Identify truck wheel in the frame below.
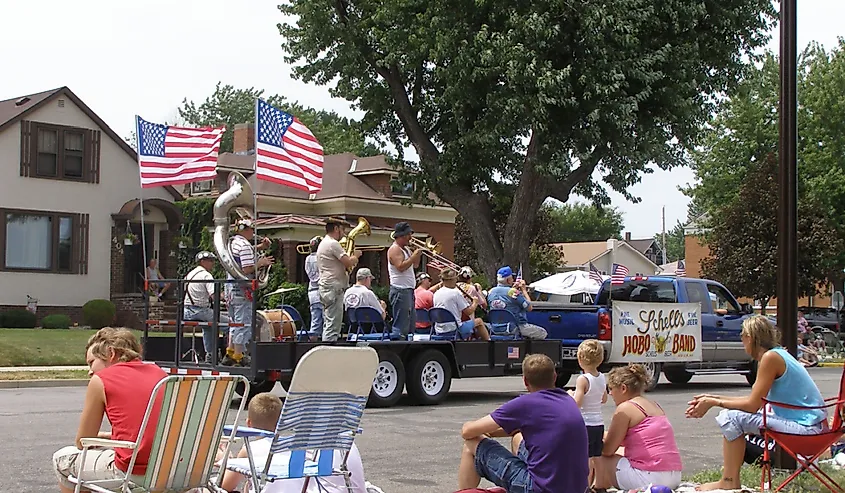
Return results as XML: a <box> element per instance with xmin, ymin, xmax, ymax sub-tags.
<box><xmin>236</xmin><ymin>380</ymin><xmax>277</xmax><ymax>402</ymax></box>
<box><xmin>745</xmin><ymin>361</ymin><xmax>758</xmax><ymax>386</ymax></box>
<box><xmin>643</xmin><ymin>363</ymin><xmax>662</xmax><ymax>392</ymax></box>
<box><xmin>368</xmin><ymin>351</ymin><xmax>405</xmax><ymax>408</ymax></box>
<box><xmin>406</xmin><ymin>349</ymin><xmax>452</xmax><ymax>406</ymax></box>
<box><xmin>555</xmin><ymin>371</ymin><xmax>573</xmax><ymax>388</ymax></box>
<box><xmin>663</xmin><ymin>368</ymin><xmax>693</xmax><ymax>385</ymax></box>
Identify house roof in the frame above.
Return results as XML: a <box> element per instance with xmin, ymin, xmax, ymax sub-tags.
<box><xmin>349</xmin><ymin>155</ymin><xmax>394</xmax><ymax>175</ymax></box>
<box><xmin>550</xmin><ymin>239</ymin><xmax>661</xmax><ymax>270</ymax></box>
<box><xmin>254</xmin><ymin>214</ymin><xmax>394</xmax><ymax>231</ymax></box>
<box><xmin>0</xmin><ymin>87</ymin><xmax>182</xmax><ymax>201</ymax></box>
<box><xmin>627</xmin><ymin>238</ymin><xmax>656</xmax><ymax>254</ymax></box>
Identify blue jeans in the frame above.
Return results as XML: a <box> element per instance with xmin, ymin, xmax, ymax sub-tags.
<box><xmin>389</xmin><ymin>287</ymin><xmax>415</xmax><ymax>338</ymax></box>
<box><xmin>183</xmin><ymin>305</ymin><xmax>230</xmax><ymax>354</ymax></box>
<box><xmin>226</xmin><ymin>289</ymin><xmax>253</xmax><ymax>346</ymax></box>
<box><xmin>309</xmin><ymin>300</ymin><xmax>324</xmax><ymax>337</ymax></box>
<box><xmin>716</xmin><ymin>409</ymin><xmax>828</xmax><ymax>442</ymax></box>
<box><xmin>475</xmin><ymin>438</ymin><xmax>534</xmax><ymax>493</ymax></box>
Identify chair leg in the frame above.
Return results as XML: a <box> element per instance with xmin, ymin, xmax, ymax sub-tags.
<box><xmin>300</xmin><ymin>476</ymin><xmax>311</xmax><ymax>493</ymax></box>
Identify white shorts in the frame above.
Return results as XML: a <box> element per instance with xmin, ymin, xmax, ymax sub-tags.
<box><xmin>615</xmin><ymin>457</ymin><xmax>681</xmax><ymax>491</ymax></box>
<box><xmin>53</xmin><ymin>446</ymin><xmax>144</xmax><ymax>490</ymax></box>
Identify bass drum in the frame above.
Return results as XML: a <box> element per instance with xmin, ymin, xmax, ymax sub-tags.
<box><xmin>256</xmin><ymin>309</ymin><xmax>296</xmax><ymax>342</ymax></box>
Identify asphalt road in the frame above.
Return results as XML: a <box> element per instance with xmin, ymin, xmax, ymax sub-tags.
<box><xmin>1</xmin><ymin>368</ymin><xmax>841</xmax><ymax>493</ymax></box>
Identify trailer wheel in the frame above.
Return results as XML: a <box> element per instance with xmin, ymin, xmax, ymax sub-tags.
<box><xmin>663</xmin><ymin>367</ymin><xmax>693</xmax><ymax>385</ymax></box>
<box><xmin>643</xmin><ymin>363</ymin><xmax>662</xmax><ymax>392</ymax></box>
<box><xmin>406</xmin><ymin>350</ymin><xmax>452</xmax><ymax>406</ymax></box>
<box><xmin>369</xmin><ymin>351</ymin><xmax>405</xmax><ymax>408</ymax></box>
<box><xmin>555</xmin><ymin>371</ymin><xmax>573</xmax><ymax>388</ymax></box>
<box><xmin>745</xmin><ymin>360</ymin><xmax>758</xmax><ymax>386</ymax></box>
<box><xmin>236</xmin><ymin>380</ymin><xmax>277</xmax><ymax>402</ymax></box>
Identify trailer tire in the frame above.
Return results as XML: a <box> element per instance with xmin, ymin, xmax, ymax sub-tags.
<box><xmin>406</xmin><ymin>350</ymin><xmax>452</xmax><ymax>406</ymax></box>
<box><xmin>745</xmin><ymin>360</ymin><xmax>758</xmax><ymax>386</ymax></box>
<box><xmin>663</xmin><ymin>367</ymin><xmax>693</xmax><ymax>385</ymax></box>
<box><xmin>555</xmin><ymin>371</ymin><xmax>573</xmax><ymax>388</ymax></box>
<box><xmin>643</xmin><ymin>363</ymin><xmax>662</xmax><ymax>392</ymax></box>
<box><xmin>369</xmin><ymin>351</ymin><xmax>405</xmax><ymax>408</ymax></box>
<box><xmin>236</xmin><ymin>380</ymin><xmax>277</xmax><ymax>402</ymax></box>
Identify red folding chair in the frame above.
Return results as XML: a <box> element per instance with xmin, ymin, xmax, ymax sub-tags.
<box><xmin>761</xmin><ymin>365</ymin><xmax>845</xmax><ymax>493</ymax></box>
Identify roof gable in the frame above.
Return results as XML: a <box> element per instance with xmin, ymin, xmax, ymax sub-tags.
<box><xmin>550</xmin><ymin>239</ymin><xmax>661</xmax><ymax>270</ymax></box>
<box><xmin>0</xmin><ymin>87</ymin><xmax>181</xmax><ymax>200</ymax></box>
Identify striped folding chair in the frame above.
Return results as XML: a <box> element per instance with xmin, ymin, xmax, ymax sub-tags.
<box><xmin>69</xmin><ymin>374</ymin><xmax>248</xmax><ymax>493</ymax></box>
<box><xmin>223</xmin><ymin>346</ymin><xmax>378</xmax><ymax>492</ymax></box>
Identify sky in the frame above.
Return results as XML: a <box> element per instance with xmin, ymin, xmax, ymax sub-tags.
<box><xmin>1</xmin><ymin>0</ymin><xmax>843</xmax><ymax>238</ymax></box>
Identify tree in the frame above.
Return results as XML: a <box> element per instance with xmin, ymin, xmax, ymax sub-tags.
<box><xmin>547</xmin><ymin>204</ymin><xmax>623</xmax><ymax>244</ymax></box>
<box><xmin>178</xmin><ymin>82</ymin><xmax>381</xmax><ymax>156</ymax></box>
<box><xmin>277</xmin><ymin>0</ymin><xmax>774</xmax><ymax>282</ymax></box>
<box><xmin>701</xmin><ymin>156</ymin><xmax>843</xmax><ymax>312</ymax></box>
<box><xmin>654</xmin><ymin>221</ymin><xmax>686</xmax><ymax>263</ymax></box>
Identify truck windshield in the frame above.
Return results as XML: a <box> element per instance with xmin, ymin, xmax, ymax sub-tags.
<box><xmin>596</xmin><ymin>280</ymin><xmax>677</xmax><ymax>305</ymax></box>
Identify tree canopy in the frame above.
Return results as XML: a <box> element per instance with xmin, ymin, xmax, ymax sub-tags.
<box><xmin>654</xmin><ymin>221</ymin><xmax>685</xmax><ymax>264</ymax></box>
<box><xmin>277</xmin><ymin>0</ymin><xmax>775</xmax><ymax>281</ymax></box>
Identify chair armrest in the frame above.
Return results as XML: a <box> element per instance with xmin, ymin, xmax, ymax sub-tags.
<box><xmin>79</xmin><ymin>438</ymin><xmax>137</xmax><ymax>449</ymax></box>
<box><xmin>223</xmin><ymin>424</ymin><xmax>275</xmax><ymax>438</ymax></box>
<box><xmin>762</xmin><ymin>397</ymin><xmax>841</xmax><ymax>411</ymax></box>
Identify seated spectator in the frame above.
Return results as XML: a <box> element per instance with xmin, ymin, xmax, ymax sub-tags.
<box><xmin>53</xmin><ymin>327</ymin><xmax>167</xmax><ymax>493</ymax></box>
<box><xmin>487</xmin><ymin>266</ymin><xmax>547</xmax><ymax>339</ymax></box>
<box><xmin>434</xmin><ymin>268</ymin><xmax>490</xmax><ymax>341</ymax></box>
<box><xmin>686</xmin><ymin>315</ymin><xmax>827</xmax><ymax>491</ymax></box>
<box><xmin>594</xmin><ymin>364</ymin><xmax>683</xmax><ymax>491</ymax></box>
<box><xmin>414</xmin><ymin>272</ymin><xmax>441</xmax><ymax>330</ymax></box>
<box><xmin>344</xmin><ymin>268</ymin><xmax>387</xmax><ymax>319</ymax></box>
<box><xmin>146</xmin><ymin>258</ymin><xmax>171</xmax><ymax>300</ymax></box>
<box><xmin>221</xmin><ymin>392</ymin><xmax>367</xmax><ymax>493</ymax></box>
<box><xmin>457</xmin><ymin>266</ymin><xmax>487</xmax><ymax>321</ymax></box>
<box><xmin>458</xmin><ymin>354</ymin><xmax>588</xmax><ymax>493</ymax></box>
<box><xmin>183</xmin><ymin>251</ymin><xmax>230</xmax><ymax>363</ymax></box>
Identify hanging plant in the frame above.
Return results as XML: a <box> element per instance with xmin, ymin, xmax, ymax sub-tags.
<box><xmin>172</xmin><ymin>235</ymin><xmax>193</xmax><ymax>250</ymax></box>
<box><xmin>123</xmin><ymin>232</ymin><xmax>138</xmax><ymax>246</ymax></box>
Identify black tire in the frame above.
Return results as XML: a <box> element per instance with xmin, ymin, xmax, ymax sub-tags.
<box><xmin>406</xmin><ymin>349</ymin><xmax>453</xmax><ymax>406</ymax></box>
<box><xmin>745</xmin><ymin>360</ymin><xmax>758</xmax><ymax>386</ymax></box>
<box><xmin>555</xmin><ymin>371</ymin><xmax>573</xmax><ymax>388</ymax></box>
<box><xmin>643</xmin><ymin>362</ymin><xmax>662</xmax><ymax>392</ymax></box>
<box><xmin>663</xmin><ymin>367</ymin><xmax>693</xmax><ymax>385</ymax></box>
<box><xmin>368</xmin><ymin>351</ymin><xmax>405</xmax><ymax>408</ymax></box>
<box><xmin>235</xmin><ymin>379</ymin><xmax>277</xmax><ymax>402</ymax></box>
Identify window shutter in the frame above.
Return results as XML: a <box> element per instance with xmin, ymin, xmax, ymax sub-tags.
<box><xmin>20</xmin><ymin>120</ymin><xmax>32</xmax><ymax>177</ymax></box>
<box><xmin>87</xmin><ymin>129</ymin><xmax>101</xmax><ymax>184</ymax></box>
<box><xmin>75</xmin><ymin>213</ymin><xmax>90</xmax><ymax>275</ymax></box>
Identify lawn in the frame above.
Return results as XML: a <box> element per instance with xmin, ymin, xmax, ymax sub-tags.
<box><xmin>0</xmin><ymin>328</ymin><xmax>179</xmax><ymax>367</ymax></box>
<box><xmin>690</xmin><ymin>464</ymin><xmax>845</xmax><ymax>492</ymax></box>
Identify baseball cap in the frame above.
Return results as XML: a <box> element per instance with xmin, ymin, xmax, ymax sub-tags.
<box><xmin>235</xmin><ymin>218</ymin><xmax>255</xmax><ymax>230</ymax></box>
<box><xmin>497</xmin><ymin>266</ymin><xmax>514</xmax><ymax>278</ymax></box>
<box><xmin>416</xmin><ymin>272</ymin><xmax>432</xmax><ymax>284</ymax></box>
<box><xmin>459</xmin><ymin>266</ymin><xmax>475</xmax><ymax>279</ymax></box>
<box><xmin>356</xmin><ymin>267</ymin><xmax>374</xmax><ymax>280</ymax></box>
<box><xmin>309</xmin><ymin>235</ymin><xmax>321</xmax><ymax>250</ymax></box>
<box><xmin>195</xmin><ymin>251</ymin><xmax>216</xmax><ymax>262</ymax></box>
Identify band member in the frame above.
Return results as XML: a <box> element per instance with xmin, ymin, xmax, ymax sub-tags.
<box><xmin>146</xmin><ymin>258</ymin><xmax>171</xmax><ymax>300</ymax></box>
<box><xmin>304</xmin><ymin>236</ymin><xmax>323</xmax><ymax>340</ymax></box>
<box><xmin>487</xmin><ymin>265</ymin><xmax>548</xmax><ymax>339</ymax></box>
<box><xmin>223</xmin><ymin>219</ymin><xmax>273</xmax><ymax>366</ymax></box>
<box><xmin>414</xmin><ymin>272</ymin><xmax>442</xmax><ymax>331</ymax></box>
<box><xmin>344</xmin><ymin>268</ymin><xmax>387</xmax><ymax>320</ymax></box>
<box><xmin>183</xmin><ymin>251</ymin><xmax>230</xmax><ymax>363</ymax></box>
<box><xmin>388</xmin><ymin>222</ymin><xmax>423</xmax><ymax>339</ymax></box>
<box><xmin>317</xmin><ymin>218</ymin><xmax>362</xmax><ymax>342</ymax></box>
<box><xmin>433</xmin><ymin>268</ymin><xmax>489</xmax><ymax>340</ymax></box>
<box><xmin>457</xmin><ymin>266</ymin><xmax>487</xmax><ymax>321</ymax></box>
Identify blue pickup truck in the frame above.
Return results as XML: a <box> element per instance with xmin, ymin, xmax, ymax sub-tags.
<box><xmin>528</xmin><ymin>275</ymin><xmax>758</xmax><ymax>390</ymax></box>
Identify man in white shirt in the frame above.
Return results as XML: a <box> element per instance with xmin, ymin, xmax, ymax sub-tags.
<box><xmin>304</xmin><ymin>236</ymin><xmax>323</xmax><ymax>340</ymax></box>
<box><xmin>183</xmin><ymin>251</ymin><xmax>230</xmax><ymax>363</ymax></box>
<box><xmin>223</xmin><ymin>219</ymin><xmax>273</xmax><ymax>366</ymax></box>
<box><xmin>387</xmin><ymin>222</ymin><xmax>423</xmax><ymax>339</ymax></box>
<box><xmin>317</xmin><ymin>219</ymin><xmax>362</xmax><ymax>341</ymax></box>
<box><xmin>344</xmin><ymin>268</ymin><xmax>387</xmax><ymax>319</ymax></box>
<box><xmin>433</xmin><ymin>268</ymin><xmax>489</xmax><ymax>340</ymax></box>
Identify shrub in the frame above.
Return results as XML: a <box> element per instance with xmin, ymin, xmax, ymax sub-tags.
<box><xmin>262</xmin><ymin>283</ymin><xmax>309</xmax><ymax>327</ymax></box>
<box><xmin>82</xmin><ymin>299</ymin><xmax>116</xmax><ymax>329</ymax></box>
<box><xmin>4</xmin><ymin>309</ymin><xmax>37</xmax><ymax>328</ymax></box>
<box><xmin>41</xmin><ymin>314</ymin><xmax>72</xmax><ymax>329</ymax></box>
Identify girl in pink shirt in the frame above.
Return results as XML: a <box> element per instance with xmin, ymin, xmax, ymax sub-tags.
<box><xmin>594</xmin><ymin>365</ymin><xmax>683</xmax><ymax>491</ymax></box>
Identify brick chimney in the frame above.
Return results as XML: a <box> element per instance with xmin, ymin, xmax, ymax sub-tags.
<box><xmin>624</xmin><ymin>232</ymin><xmax>631</xmax><ymax>241</ymax></box>
<box><xmin>233</xmin><ymin>123</ymin><xmax>255</xmax><ymax>153</ymax></box>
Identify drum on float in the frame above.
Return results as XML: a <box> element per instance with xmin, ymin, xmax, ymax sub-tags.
<box><xmin>256</xmin><ymin>309</ymin><xmax>296</xmax><ymax>341</ymax></box>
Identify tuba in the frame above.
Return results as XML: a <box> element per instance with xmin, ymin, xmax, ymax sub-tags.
<box><xmin>213</xmin><ymin>171</ymin><xmax>271</xmax><ymax>289</ymax></box>
<box><xmin>339</xmin><ymin>217</ymin><xmax>371</xmax><ymax>272</ymax></box>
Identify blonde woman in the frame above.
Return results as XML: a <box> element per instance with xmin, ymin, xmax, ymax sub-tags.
<box><xmin>594</xmin><ymin>364</ymin><xmax>683</xmax><ymax>491</ymax></box>
<box><xmin>686</xmin><ymin>315</ymin><xmax>827</xmax><ymax>491</ymax></box>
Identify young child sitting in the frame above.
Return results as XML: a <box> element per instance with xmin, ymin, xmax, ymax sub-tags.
<box><xmin>220</xmin><ymin>393</ymin><xmax>368</xmax><ymax>493</ymax></box>
<box><xmin>569</xmin><ymin>339</ymin><xmax>607</xmax><ymax>486</ymax></box>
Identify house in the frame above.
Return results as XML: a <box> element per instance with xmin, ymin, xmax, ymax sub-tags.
<box><xmin>623</xmin><ymin>232</ymin><xmax>665</xmax><ymax>265</ymax></box>
<box><xmin>549</xmin><ymin>238</ymin><xmax>661</xmax><ymax>277</ymax></box>
<box><xmin>180</xmin><ymin>123</ymin><xmax>458</xmax><ymax>285</ymax></box>
<box><xmin>0</xmin><ymin>87</ymin><xmax>183</xmax><ymax>324</ymax></box>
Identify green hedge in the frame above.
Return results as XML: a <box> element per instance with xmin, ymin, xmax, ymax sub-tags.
<box><xmin>3</xmin><ymin>309</ymin><xmax>37</xmax><ymax>328</ymax></box>
<box><xmin>41</xmin><ymin>314</ymin><xmax>72</xmax><ymax>329</ymax></box>
<box><xmin>83</xmin><ymin>299</ymin><xmax>116</xmax><ymax>329</ymax></box>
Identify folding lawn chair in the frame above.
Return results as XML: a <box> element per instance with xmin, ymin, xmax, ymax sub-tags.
<box><xmin>223</xmin><ymin>345</ymin><xmax>378</xmax><ymax>492</ymax></box>
<box><xmin>69</xmin><ymin>374</ymin><xmax>248</xmax><ymax>493</ymax></box>
<box><xmin>761</xmin><ymin>365</ymin><xmax>845</xmax><ymax>492</ymax></box>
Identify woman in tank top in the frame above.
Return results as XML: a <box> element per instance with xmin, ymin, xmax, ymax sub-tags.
<box><xmin>594</xmin><ymin>364</ymin><xmax>683</xmax><ymax>491</ymax></box>
<box><xmin>686</xmin><ymin>315</ymin><xmax>827</xmax><ymax>491</ymax></box>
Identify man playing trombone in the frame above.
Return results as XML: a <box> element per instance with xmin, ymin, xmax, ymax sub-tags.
<box><xmin>387</xmin><ymin>222</ymin><xmax>424</xmax><ymax>339</ymax></box>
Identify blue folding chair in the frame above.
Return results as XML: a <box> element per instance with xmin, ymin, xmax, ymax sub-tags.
<box><xmin>487</xmin><ymin>309</ymin><xmax>521</xmax><ymax>340</ymax></box>
<box><xmin>427</xmin><ymin>307</ymin><xmax>467</xmax><ymax>340</ymax></box>
<box><xmin>278</xmin><ymin>304</ymin><xmax>309</xmax><ymax>341</ymax></box>
<box><xmin>415</xmin><ymin>308</ymin><xmax>432</xmax><ymax>332</ymax></box>
<box><xmin>344</xmin><ymin>308</ymin><xmax>359</xmax><ymax>340</ymax></box>
<box><xmin>352</xmin><ymin>307</ymin><xmax>393</xmax><ymax>341</ymax></box>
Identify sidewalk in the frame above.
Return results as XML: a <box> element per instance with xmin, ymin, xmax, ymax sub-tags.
<box><xmin>0</xmin><ymin>366</ymin><xmax>87</xmax><ymax>372</ymax></box>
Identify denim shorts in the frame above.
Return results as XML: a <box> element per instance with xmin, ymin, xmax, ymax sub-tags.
<box><xmin>475</xmin><ymin>438</ymin><xmax>533</xmax><ymax>493</ymax></box>
<box><xmin>716</xmin><ymin>409</ymin><xmax>828</xmax><ymax>442</ymax></box>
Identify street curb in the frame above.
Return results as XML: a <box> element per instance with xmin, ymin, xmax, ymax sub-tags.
<box><xmin>0</xmin><ymin>379</ymin><xmax>88</xmax><ymax>389</ymax></box>
<box><xmin>818</xmin><ymin>362</ymin><xmax>844</xmax><ymax>368</ymax></box>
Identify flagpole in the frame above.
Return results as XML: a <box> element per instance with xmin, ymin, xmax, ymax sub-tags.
<box><xmin>135</xmin><ymin>116</ymin><xmax>149</xmax><ymax>294</ymax></box>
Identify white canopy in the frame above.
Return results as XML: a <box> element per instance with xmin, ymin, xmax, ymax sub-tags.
<box><xmin>529</xmin><ymin>270</ymin><xmax>609</xmax><ymax>296</ymax></box>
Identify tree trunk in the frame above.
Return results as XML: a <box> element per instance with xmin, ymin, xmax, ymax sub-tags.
<box><xmin>445</xmin><ymin>191</ymin><xmax>504</xmax><ymax>284</ymax></box>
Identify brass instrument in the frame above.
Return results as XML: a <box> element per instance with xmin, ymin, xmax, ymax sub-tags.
<box><xmin>212</xmin><ymin>171</ymin><xmax>272</xmax><ymax>289</ymax></box>
<box><xmin>295</xmin><ymin>242</ymin><xmax>385</xmax><ymax>255</ymax></box>
<box><xmin>390</xmin><ymin>231</ymin><xmax>462</xmax><ymax>272</ymax></box>
<box><xmin>340</xmin><ymin>217</ymin><xmax>371</xmax><ymax>272</ymax></box>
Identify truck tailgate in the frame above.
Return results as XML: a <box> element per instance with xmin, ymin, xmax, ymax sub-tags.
<box><xmin>527</xmin><ymin>302</ymin><xmax>600</xmax><ymax>345</ymax></box>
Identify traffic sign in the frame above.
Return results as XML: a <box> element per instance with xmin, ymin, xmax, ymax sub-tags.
<box><xmin>832</xmin><ymin>291</ymin><xmax>844</xmax><ymax>311</ymax></box>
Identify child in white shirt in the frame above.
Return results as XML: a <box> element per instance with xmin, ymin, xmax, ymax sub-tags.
<box><xmin>569</xmin><ymin>339</ymin><xmax>607</xmax><ymax>486</ymax></box>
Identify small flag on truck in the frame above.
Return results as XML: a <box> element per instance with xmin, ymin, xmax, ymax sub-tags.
<box><xmin>508</xmin><ymin>347</ymin><xmax>520</xmax><ymax>359</ymax></box>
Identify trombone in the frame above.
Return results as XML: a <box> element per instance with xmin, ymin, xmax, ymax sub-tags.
<box><xmin>391</xmin><ymin>232</ymin><xmax>462</xmax><ymax>272</ymax></box>
<box><xmin>295</xmin><ymin>243</ymin><xmax>386</xmax><ymax>255</ymax></box>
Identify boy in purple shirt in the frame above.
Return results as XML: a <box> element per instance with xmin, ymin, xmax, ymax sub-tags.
<box><xmin>458</xmin><ymin>353</ymin><xmax>589</xmax><ymax>493</ymax></box>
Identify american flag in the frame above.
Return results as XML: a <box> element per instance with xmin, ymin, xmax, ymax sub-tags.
<box><xmin>676</xmin><ymin>259</ymin><xmax>686</xmax><ymax>277</ymax></box>
<box><xmin>136</xmin><ymin>117</ymin><xmax>224</xmax><ymax>188</ymax></box>
<box><xmin>255</xmin><ymin>99</ymin><xmax>323</xmax><ymax>193</ymax></box>
<box><xmin>611</xmin><ymin>263</ymin><xmax>629</xmax><ymax>285</ymax></box>
<box><xmin>516</xmin><ymin>264</ymin><xmax>523</xmax><ymax>283</ymax></box>
<box><xmin>507</xmin><ymin>346</ymin><xmax>520</xmax><ymax>359</ymax></box>
<box><xmin>589</xmin><ymin>262</ymin><xmax>604</xmax><ymax>284</ymax></box>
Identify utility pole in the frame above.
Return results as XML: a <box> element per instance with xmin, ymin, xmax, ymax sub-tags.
<box><xmin>662</xmin><ymin>206</ymin><xmax>668</xmax><ymax>265</ymax></box>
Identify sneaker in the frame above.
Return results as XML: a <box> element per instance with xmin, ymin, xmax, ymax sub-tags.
<box><xmin>204</xmin><ymin>353</ymin><xmax>213</xmax><ymax>364</ymax></box>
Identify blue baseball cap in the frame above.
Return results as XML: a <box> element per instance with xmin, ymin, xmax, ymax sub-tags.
<box><xmin>497</xmin><ymin>266</ymin><xmax>513</xmax><ymax>278</ymax></box>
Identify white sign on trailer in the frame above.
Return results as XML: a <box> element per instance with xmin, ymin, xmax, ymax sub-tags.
<box><xmin>609</xmin><ymin>301</ymin><xmax>703</xmax><ymax>363</ymax></box>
